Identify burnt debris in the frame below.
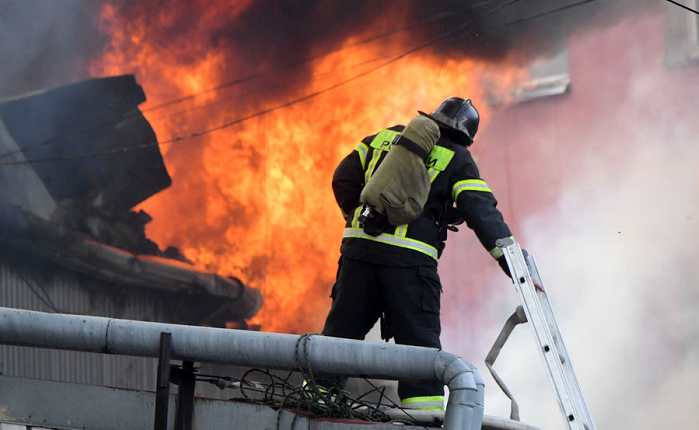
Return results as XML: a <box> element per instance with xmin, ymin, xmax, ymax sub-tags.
<box><xmin>0</xmin><ymin>75</ymin><xmax>262</xmax><ymax>326</ymax></box>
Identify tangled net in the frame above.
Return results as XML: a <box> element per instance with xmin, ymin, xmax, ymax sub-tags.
<box><xmin>194</xmin><ymin>333</ymin><xmax>430</xmax><ymax>429</ymax></box>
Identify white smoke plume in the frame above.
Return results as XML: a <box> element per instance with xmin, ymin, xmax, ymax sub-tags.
<box><xmin>442</xmin><ymin>10</ymin><xmax>699</xmax><ymax>428</ymax></box>
<box><xmin>476</xmin><ymin>132</ymin><xmax>699</xmax><ymax>429</ymax></box>
<box><xmin>440</xmin><ymin>2</ymin><xmax>699</xmax><ymax>430</ymax></box>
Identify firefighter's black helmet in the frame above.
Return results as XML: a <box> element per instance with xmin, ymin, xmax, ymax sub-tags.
<box><xmin>419</xmin><ymin>97</ymin><xmax>480</xmax><ymax>146</ymax></box>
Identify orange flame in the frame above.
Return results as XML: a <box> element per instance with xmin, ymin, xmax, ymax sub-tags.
<box><xmin>89</xmin><ymin>2</ymin><xmax>519</xmax><ymax>333</ymax></box>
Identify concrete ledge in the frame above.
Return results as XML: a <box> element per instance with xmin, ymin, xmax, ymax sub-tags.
<box><xmin>0</xmin><ymin>375</ymin><xmax>436</xmax><ymax>430</ymax></box>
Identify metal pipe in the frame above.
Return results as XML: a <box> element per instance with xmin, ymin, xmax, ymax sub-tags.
<box><xmin>0</xmin><ymin>307</ymin><xmax>484</xmax><ymax>430</ymax></box>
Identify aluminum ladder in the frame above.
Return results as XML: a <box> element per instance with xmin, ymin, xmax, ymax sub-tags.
<box><xmin>492</xmin><ymin>237</ymin><xmax>596</xmax><ymax>430</ymax></box>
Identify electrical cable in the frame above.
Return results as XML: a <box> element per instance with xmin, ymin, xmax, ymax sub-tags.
<box><xmin>152</xmin><ymin>0</ymin><xmax>510</xmax><ymax>117</ymax></box>
<box><xmin>0</xmin><ymin>55</ymin><xmax>386</xmax><ymax>163</ymax></box>
<box><xmin>665</xmin><ymin>0</ymin><xmax>699</xmax><ymax>15</ymax></box>
<box><xmin>505</xmin><ymin>0</ymin><xmax>598</xmax><ymax>26</ymax></box>
<box><xmin>16</xmin><ymin>269</ymin><xmax>60</xmax><ymax>313</ymax></box>
<box><xmin>145</xmin><ymin>54</ymin><xmax>391</xmax><ymax>123</ymax></box>
<box><xmin>0</xmin><ymin>3</ymin><xmax>478</xmax><ymax>163</ymax></box>
<box><xmin>139</xmin><ymin>1</ymin><xmax>494</xmax><ymax>114</ymax></box>
<box><xmin>0</xmin><ymin>0</ymin><xmax>521</xmax><ymax>167</ymax></box>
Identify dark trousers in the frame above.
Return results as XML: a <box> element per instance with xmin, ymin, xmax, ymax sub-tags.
<box><xmin>321</xmin><ymin>256</ymin><xmax>443</xmax><ymax>400</ymax></box>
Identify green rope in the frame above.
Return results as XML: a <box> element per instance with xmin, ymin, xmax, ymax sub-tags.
<box><xmin>197</xmin><ymin>333</ymin><xmax>427</xmax><ymax>428</ymax></box>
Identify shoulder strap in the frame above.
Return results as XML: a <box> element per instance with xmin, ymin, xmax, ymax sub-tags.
<box><xmin>393</xmin><ymin>135</ymin><xmax>429</xmax><ymax>161</ymax></box>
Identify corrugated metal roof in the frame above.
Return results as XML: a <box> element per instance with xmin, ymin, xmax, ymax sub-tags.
<box><xmin>0</xmin><ymin>253</ymin><xmax>245</xmax><ymax>398</ymax></box>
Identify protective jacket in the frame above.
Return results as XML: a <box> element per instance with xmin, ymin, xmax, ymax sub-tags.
<box><xmin>333</xmin><ymin>125</ymin><xmax>512</xmax><ymax>267</ymax></box>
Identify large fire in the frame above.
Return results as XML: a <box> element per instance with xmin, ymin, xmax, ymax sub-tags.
<box><xmin>88</xmin><ymin>2</ymin><xmax>517</xmax><ymax>333</ymax></box>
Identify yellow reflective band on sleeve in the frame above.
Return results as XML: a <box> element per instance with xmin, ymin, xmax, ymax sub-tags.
<box><xmin>343</xmin><ymin>228</ymin><xmax>438</xmax><ymax>260</ymax></box>
<box><xmin>353</xmin><ymin>142</ymin><xmax>369</xmax><ymax>170</ymax></box>
<box><xmin>428</xmin><ymin>168</ymin><xmax>440</xmax><ymax>183</ymax></box>
<box><xmin>489</xmin><ymin>236</ymin><xmax>514</xmax><ymax>259</ymax></box>
<box><xmin>401</xmin><ymin>395</ymin><xmax>445</xmax><ymax>410</ymax></box>
<box><xmin>489</xmin><ymin>246</ymin><xmax>504</xmax><ymax>259</ymax></box>
<box><xmin>452</xmin><ymin>179</ymin><xmax>492</xmax><ymax>200</ymax></box>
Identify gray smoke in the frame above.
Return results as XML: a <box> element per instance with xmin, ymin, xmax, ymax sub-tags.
<box><xmin>0</xmin><ymin>0</ymin><xmax>104</xmax><ymax>98</ymax></box>
<box><xmin>1</xmin><ymin>0</ymin><xmax>658</xmax><ymax>100</ymax></box>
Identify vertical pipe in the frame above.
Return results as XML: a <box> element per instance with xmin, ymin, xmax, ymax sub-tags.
<box><xmin>174</xmin><ymin>361</ymin><xmax>196</xmax><ymax>430</ymax></box>
<box><xmin>154</xmin><ymin>332</ymin><xmax>172</xmax><ymax>430</ymax></box>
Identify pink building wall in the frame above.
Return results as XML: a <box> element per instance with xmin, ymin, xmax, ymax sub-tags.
<box><xmin>439</xmin><ymin>8</ymin><xmax>699</xmax><ymax>427</ymax></box>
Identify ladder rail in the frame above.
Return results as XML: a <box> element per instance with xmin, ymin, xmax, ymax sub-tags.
<box><xmin>498</xmin><ymin>238</ymin><xmax>596</xmax><ymax>430</ymax></box>
<box><xmin>524</xmin><ymin>253</ymin><xmax>595</xmax><ymax>429</ymax></box>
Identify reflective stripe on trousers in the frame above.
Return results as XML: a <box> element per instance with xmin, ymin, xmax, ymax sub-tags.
<box><xmin>401</xmin><ymin>395</ymin><xmax>445</xmax><ymax>411</ymax></box>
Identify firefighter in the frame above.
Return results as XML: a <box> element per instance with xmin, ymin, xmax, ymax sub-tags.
<box><xmin>321</xmin><ymin>97</ymin><xmax>514</xmax><ymax>411</ymax></box>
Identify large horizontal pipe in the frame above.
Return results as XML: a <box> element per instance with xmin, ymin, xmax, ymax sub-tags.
<box><xmin>0</xmin><ymin>307</ymin><xmax>483</xmax><ymax>430</ymax></box>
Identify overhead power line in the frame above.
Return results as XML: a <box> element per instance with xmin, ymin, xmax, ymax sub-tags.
<box><xmin>0</xmin><ymin>3</ymin><xmax>487</xmax><ymax>163</ymax></box>
<box><xmin>146</xmin><ymin>55</ymin><xmax>391</xmax><ymax>123</ymax></box>
<box><xmin>141</xmin><ymin>2</ymin><xmax>490</xmax><ymax>113</ymax></box>
<box><xmin>665</xmin><ymin>0</ymin><xmax>699</xmax><ymax>15</ymax></box>
<box><xmin>0</xmin><ymin>56</ymin><xmax>388</xmax><ymax>163</ymax></box>
<box><xmin>0</xmin><ymin>0</ymin><xmax>522</xmax><ymax>167</ymax></box>
<box><xmin>505</xmin><ymin>0</ymin><xmax>598</xmax><ymax>26</ymax></box>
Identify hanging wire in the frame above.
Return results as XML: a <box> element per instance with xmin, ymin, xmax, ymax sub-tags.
<box><xmin>505</xmin><ymin>0</ymin><xmax>598</xmax><ymax>26</ymax></box>
<box><xmin>0</xmin><ymin>54</ymin><xmax>387</xmax><ymax>163</ymax></box>
<box><xmin>0</xmin><ymin>0</ymin><xmax>522</xmax><ymax>167</ymax></box>
<box><xmin>665</xmin><ymin>0</ymin><xmax>699</xmax><ymax>15</ymax></box>
<box><xmin>145</xmin><ymin>54</ymin><xmax>391</xmax><ymax>123</ymax></box>
<box><xmin>0</xmin><ymin>3</ymin><xmax>491</xmax><ymax>163</ymax></box>
<box><xmin>139</xmin><ymin>0</ymin><xmax>495</xmax><ymax>114</ymax></box>
<box><xmin>16</xmin><ymin>269</ymin><xmax>60</xmax><ymax>313</ymax></box>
